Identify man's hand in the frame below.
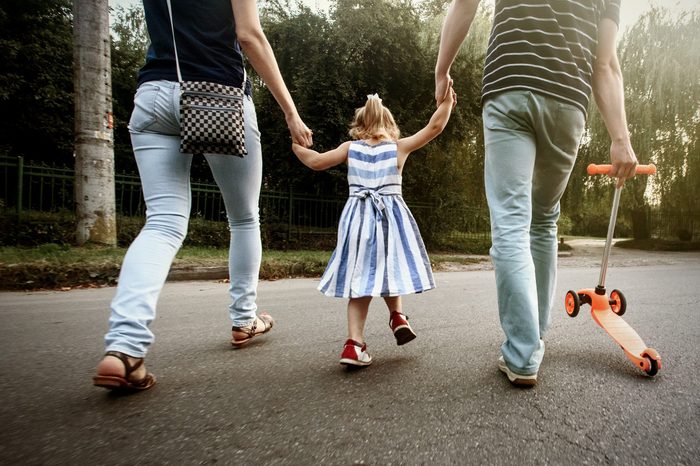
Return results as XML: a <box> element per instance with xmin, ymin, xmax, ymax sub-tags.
<box><xmin>609</xmin><ymin>138</ymin><xmax>638</xmax><ymax>187</ymax></box>
<box><xmin>435</xmin><ymin>73</ymin><xmax>453</xmax><ymax>107</ymax></box>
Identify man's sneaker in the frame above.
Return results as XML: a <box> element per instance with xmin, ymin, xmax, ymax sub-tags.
<box><xmin>339</xmin><ymin>339</ymin><xmax>372</xmax><ymax>367</ymax></box>
<box><xmin>498</xmin><ymin>356</ymin><xmax>537</xmax><ymax>387</ymax></box>
<box><xmin>389</xmin><ymin>311</ymin><xmax>417</xmax><ymax>346</ymax></box>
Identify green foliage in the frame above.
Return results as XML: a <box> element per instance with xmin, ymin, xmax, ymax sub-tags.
<box><xmin>255</xmin><ymin>0</ymin><xmax>487</xmax><ymax>211</ymax></box>
<box><xmin>0</xmin><ymin>0</ymin><xmax>74</xmax><ymax>163</ymax></box>
<box><xmin>562</xmin><ymin>8</ymin><xmax>700</xmax><ymax>232</ymax></box>
<box><xmin>620</xmin><ymin>9</ymin><xmax>700</xmax><ymax>214</ymax></box>
<box><xmin>557</xmin><ymin>214</ymin><xmax>573</xmax><ymax>236</ymax></box>
<box><xmin>0</xmin><ymin>0</ymin><xmax>696</xmax><ymax>244</ymax></box>
<box><xmin>110</xmin><ymin>4</ymin><xmax>149</xmax><ymax>174</ymax></box>
<box><xmin>616</xmin><ymin>238</ymin><xmax>700</xmax><ymax>251</ymax></box>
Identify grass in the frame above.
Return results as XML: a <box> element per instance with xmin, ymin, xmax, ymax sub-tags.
<box><xmin>3</xmin><ymin>236</ymin><xmax>694</xmax><ymax>291</ymax></box>
<box><xmin>615</xmin><ymin>238</ymin><xmax>700</xmax><ymax>251</ymax></box>
<box><xmin>0</xmin><ymin>245</ymin><xmax>491</xmax><ymax>291</ymax></box>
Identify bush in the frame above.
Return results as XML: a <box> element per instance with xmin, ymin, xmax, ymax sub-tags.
<box><xmin>557</xmin><ymin>214</ymin><xmax>573</xmax><ymax>236</ymax></box>
<box><xmin>0</xmin><ymin>210</ymin><xmax>233</xmax><ymax>248</ymax></box>
<box><xmin>1</xmin><ymin>209</ymin><xmax>499</xmax><ymax>254</ymax></box>
<box><xmin>677</xmin><ymin>229</ymin><xmax>693</xmax><ymax>242</ymax></box>
<box><xmin>0</xmin><ymin>210</ymin><xmax>76</xmax><ymax>246</ymax></box>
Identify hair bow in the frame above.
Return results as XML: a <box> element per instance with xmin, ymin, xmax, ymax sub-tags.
<box><xmin>366</xmin><ymin>93</ymin><xmax>381</xmax><ymax>101</ymax></box>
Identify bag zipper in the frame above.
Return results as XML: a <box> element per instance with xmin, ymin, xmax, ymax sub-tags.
<box><xmin>182</xmin><ymin>90</ymin><xmax>243</xmax><ymax>102</ymax></box>
<box><xmin>183</xmin><ymin>104</ymin><xmax>240</xmax><ymax>112</ymax></box>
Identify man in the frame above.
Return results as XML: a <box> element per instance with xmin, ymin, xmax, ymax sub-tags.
<box><xmin>435</xmin><ymin>0</ymin><xmax>638</xmax><ymax>386</ymax></box>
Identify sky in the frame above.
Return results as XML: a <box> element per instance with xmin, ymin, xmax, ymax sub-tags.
<box><xmin>109</xmin><ymin>0</ymin><xmax>700</xmax><ymax>33</ymax></box>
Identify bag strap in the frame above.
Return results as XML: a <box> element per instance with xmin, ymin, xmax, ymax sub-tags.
<box><xmin>164</xmin><ymin>0</ymin><xmax>247</xmax><ymax>88</ymax></box>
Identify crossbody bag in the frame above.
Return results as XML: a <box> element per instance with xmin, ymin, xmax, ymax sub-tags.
<box><xmin>165</xmin><ymin>0</ymin><xmax>247</xmax><ymax>157</ymax></box>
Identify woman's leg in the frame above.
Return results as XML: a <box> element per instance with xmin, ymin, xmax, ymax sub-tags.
<box><xmin>100</xmin><ymin>81</ymin><xmax>189</xmax><ymax>378</ymax></box>
<box><xmin>347</xmin><ymin>297</ymin><xmax>372</xmax><ymax>343</ymax></box>
<box><xmin>205</xmin><ymin>96</ymin><xmax>263</xmax><ymax>327</ymax></box>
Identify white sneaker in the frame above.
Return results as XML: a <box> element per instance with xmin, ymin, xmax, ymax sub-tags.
<box><xmin>498</xmin><ymin>356</ymin><xmax>537</xmax><ymax>387</ymax></box>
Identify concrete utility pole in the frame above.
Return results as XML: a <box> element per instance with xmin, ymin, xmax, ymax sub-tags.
<box><xmin>73</xmin><ymin>0</ymin><xmax>117</xmax><ymax>246</ymax></box>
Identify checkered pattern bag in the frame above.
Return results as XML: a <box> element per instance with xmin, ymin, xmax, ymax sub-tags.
<box><xmin>180</xmin><ymin>81</ymin><xmax>247</xmax><ymax>157</ymax></box>
<box><xmin>166</xmin><ymin>0</ymin><xmax>246</xmax><ymax>157</ymax></box>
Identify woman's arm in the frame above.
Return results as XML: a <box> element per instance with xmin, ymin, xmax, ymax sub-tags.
<box><xmin>292</xmin><ymin>141</ymin><xmax>351</xmax><ymax>171</ymax></box>
<box><xmin>232</xmin><ymin>0</ymin><xmax>313</xmax><ymax>147</ymax></box>
<box><xmin>396</xmin><ymin>85</ymin><xmax>456</xmax><ymax>168</ymax></box>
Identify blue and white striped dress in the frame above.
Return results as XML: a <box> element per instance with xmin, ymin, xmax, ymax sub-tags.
<box><xmin>318</xmin><ymin>140</ymin><xmax>435</xmax><ymax>298</ymax></box>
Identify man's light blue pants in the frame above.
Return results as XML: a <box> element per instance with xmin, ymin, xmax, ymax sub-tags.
<box><xmin>483</xmin><ymin>90</ymin><xmax>586</xmax><ymax>375</ymax></box>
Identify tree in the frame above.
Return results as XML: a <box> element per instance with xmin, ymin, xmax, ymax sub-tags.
<box><xmin>73</xmin><ymin>0</ymin><xmax>116</xmax><ymax>245</ymax></box>
<box><xmin>562</xmin><ymin>8</ymin><xmax>700</xmax><ymax>238</ymax></box>
<box><xmin>0</xmin><ymin>0</ymin><xmax>74</xmax><ymax>163</ymax></box>
<box><xmin>110</xmin><ymin>4</ymin><xmax>148</xmax><ymax>174</ymax></box>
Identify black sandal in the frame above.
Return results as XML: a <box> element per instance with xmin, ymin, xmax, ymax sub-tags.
<box><xmin>93</xmin><ymin>351</ymin><xmax>156</xmax><ymax>391</ymax></box>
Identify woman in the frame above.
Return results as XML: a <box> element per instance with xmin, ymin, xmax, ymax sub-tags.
<box><xmin>93</xmin><ymin>0</ymin><xmax>313</xmax><ymax>391</ymax></box>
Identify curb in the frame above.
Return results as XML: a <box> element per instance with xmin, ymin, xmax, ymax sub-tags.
<box><xmin>166</xmin><ymin>266</ymin><xmax>229</xmax><ymax>282</ymax></box>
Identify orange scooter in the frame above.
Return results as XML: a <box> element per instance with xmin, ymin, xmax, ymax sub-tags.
<box><xmin>564</xmin><ymin>163</ymin><xmax>661</xmax><ymax>376</ymax></box>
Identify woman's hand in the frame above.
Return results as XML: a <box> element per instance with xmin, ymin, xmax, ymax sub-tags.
<box><xmin>287</xmin><ymin>113</ymin><xmax>313</xmax><ymax>148</ymax></box>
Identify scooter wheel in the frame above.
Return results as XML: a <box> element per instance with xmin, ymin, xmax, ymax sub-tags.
<box><xmin>644</xmin><ymin>355</ymin><xmax>659</xmax><ymax>376</ymax></box>
<box><xmin>610</xmin><ymin>289</ymin><xmax>626</xmax><ymax>316</ymax></box>
<box><xmin>565</xmin><ymin>290</ymin><xmax>580</xmax><ymax>317</ymax></box>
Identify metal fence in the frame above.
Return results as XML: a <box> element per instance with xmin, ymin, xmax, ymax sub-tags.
<box><xmin>0</xmin><ymin>155</ymin><xmax>492</xmax><ymax>245</ymax></box>
<box><xmin>3</xmin><ymin>155</ymin><xmax>698</xmax><ymax>244</ymax></box>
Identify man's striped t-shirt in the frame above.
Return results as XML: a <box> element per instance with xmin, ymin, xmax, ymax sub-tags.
<box><xmin>482</xmin><ymin>0</ymin><xmax>621</xmax><ymax>115</ymax></box>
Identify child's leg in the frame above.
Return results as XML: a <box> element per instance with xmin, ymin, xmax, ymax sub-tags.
<box><xmin>384</xmin><ymin>296</ymin><xmax>417</xmax><ymax>345</ymax></box>
<box><xmin>383</xmin><ymin>296</ymin><xmax>402</xmax><ymax>314</ymax></box>
<box><xmin>347</xmin><ymin>297</ymin><xmax>372</xmax><ymax>343</ymax></box>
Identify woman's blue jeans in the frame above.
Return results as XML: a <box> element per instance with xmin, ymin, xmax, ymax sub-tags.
<box><xmin>104</xmin><ymin>80</ymin><xmax>263</xmax><ymax>357</ymax></box>
<box><xmin>483</xmin><ymin>90</ymin><xmax>585</xmax><ymax>375</ymax></box>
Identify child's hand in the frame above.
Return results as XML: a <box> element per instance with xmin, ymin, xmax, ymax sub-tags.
<box><xmin>442</xmin><ymin>82</ymin><xmax>457</xmax><ymax>110</ymax></box>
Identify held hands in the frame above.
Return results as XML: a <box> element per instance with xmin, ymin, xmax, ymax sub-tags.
<box><xmin>444</xmin><ymin>82</ymin><xmax>457</xmax><ymax>110</ymax></box>
<box><xmin>287</xmin><ymin>113</ymin><xmax>313</xmax><ymax>148</ymax></box>
<box><xmin>609</xmin><ymin>138</ymin><xmax>638</xmax><ymax>188</ymax></box>
<box><xmin>435</xmin><ymin>73</ymin><xmax>454</xmax><ymax>108</ymax></box>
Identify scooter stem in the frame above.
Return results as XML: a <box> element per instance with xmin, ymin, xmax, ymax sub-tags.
<box><xmin>598</xmin><ymin>186</ymin><xmax>622</xmax><ymax>289</ymax></box>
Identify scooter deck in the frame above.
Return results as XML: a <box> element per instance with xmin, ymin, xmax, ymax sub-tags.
<box><xmin>591</xmin><ymin>306</ymin><xmax>647</xmax><ymax>357</ymax></box>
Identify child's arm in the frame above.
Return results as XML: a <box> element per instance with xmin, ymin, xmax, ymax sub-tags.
<box><xmin>397</xmin><ymin>84</ymin><xmax>456</xmax><ymax>162</ymax></box>
<box><xmin>292</xmin><ymin>141</ymin><xmax>351</xmax><ymax>171</ymax></box>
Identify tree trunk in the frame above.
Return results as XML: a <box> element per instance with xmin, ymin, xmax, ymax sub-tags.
<box><xmin>631</xmin><ymin>207</ymin><xmax>650</xmax><ymax>240</ymax></box>
<box><xmin>73</xmin><ymin>0</ymin><xmax>116</xmax><ymax>246</ymax></box>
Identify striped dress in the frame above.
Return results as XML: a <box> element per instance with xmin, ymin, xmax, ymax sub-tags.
<box><xmin>318</xmin><ymin>140</ymin><xmax>435</xmax><ymax>298</ymax></box>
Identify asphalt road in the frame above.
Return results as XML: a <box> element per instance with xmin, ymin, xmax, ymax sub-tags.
<box><xmin>1</xmin><ymin>249</ymin><xmax>699</xmax><ymax>465</ymax></box>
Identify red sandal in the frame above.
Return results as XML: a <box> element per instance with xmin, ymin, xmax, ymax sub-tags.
<box><xmin>389</xmin><ymin>311</ymin><xmax>417</xmax><ymax>346</ymax></box>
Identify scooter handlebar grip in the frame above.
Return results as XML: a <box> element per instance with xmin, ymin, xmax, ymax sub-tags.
<box><xmin>587</xmin><ymin>163</ymin><xmax>657</xmax><ymax>176</ymax></box>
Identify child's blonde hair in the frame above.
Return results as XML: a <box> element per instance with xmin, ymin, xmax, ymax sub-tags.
<box><xmin>348</xmin><ymin>94</ymin><xmax>400</xmax><ymax>141</ymax></box>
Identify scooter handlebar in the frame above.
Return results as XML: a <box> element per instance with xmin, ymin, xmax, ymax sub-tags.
<box><xmin>587</xmin><ymin>163</ymin><xmax>656</xmax><ymax>176</ymax></box>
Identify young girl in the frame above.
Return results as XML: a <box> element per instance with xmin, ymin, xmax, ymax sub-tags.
<box><xmin>292</xmin><ymin>85</ymin><xmax>456</xmax><ymax>367</ymax></box>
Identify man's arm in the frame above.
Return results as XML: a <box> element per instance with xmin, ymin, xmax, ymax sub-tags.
<box><xmin>592</xmin><ymin>18</ymin><xmax>637</xmax><ymax>186</ymax></box>
<box><xmin>434</xmin><ymin>0</ymin><xmax>481</xmax><ymax>105</ymax></box>
<box><xmin>232</xmin><ymin>0</ymin><xmax>313</xmax><ymax>147</ymax></box>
